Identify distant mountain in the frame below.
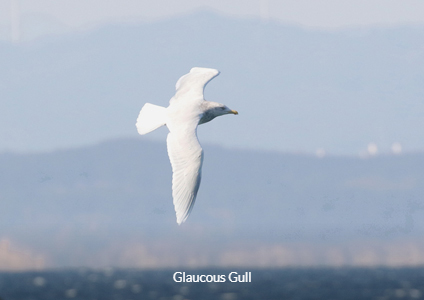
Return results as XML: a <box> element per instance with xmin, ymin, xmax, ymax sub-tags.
<box><xmin>1</xmin><ymin>12</ymin><xmax>424</xmax><ymax>154</ymax></box>
<box><xmin>1</xmin><ymin>138</ymin><xmax>423</xmax><ymax>267</ymax></box>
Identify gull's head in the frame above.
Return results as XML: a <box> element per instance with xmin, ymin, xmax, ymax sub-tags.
<box><xmin>209</xmin><ymin>102</ymin><xmax>238</xmax><ymax>117</ymax></box>
<box><xmin>199</xmin><ymin>101</ymin><xmax>238</xmax><ymax>125</ymax></box>
<box><xmin>217</xmin><ymin>104</ymin><xmax>238</xmax><ymax>116</ymax></box>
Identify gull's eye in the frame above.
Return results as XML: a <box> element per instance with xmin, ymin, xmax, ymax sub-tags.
<box><xmin>219</xmin><ymin>107</ymin><xmax>226</xmax><ymax>110</ymax></box>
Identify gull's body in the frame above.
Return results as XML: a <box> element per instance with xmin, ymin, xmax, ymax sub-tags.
<box><xmin>136</xmin><ymin>67</ymin><xmax>238</xmax><ymax>224</ymax></box>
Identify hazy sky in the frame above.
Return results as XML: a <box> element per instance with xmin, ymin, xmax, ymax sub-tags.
<box><xmin>1</xmin><ymin>0</ymin><xmax>424</xmax><ymax>39</ymax></box>
<box><xmin>1</xmin><ymin>0</ymin><xmax>424</xmax><ymax>154</ymax></box>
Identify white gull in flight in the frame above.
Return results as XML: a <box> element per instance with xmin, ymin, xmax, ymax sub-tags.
<box><xmin>136</xmin><ymin>67</ymin><xmax>238</xmax><ymax>224</ymax></box>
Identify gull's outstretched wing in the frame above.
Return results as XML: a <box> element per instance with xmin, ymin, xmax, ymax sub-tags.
<box><xmin>166</xmin><ymin>123</ymin><xmax>203</xmax><ymax>224</ymax></box>
<box><xmin>165</xmin><ymin>67</ymin><xmax>219</xmax><ymax>224</ymax></box>
<box><xmin>173</xmin><ymin>67</ymin><xmax>220</xmax><ymax>101</ymax></box>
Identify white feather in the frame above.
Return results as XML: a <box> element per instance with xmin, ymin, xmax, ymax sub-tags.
<box><xmin>166</xmin><ymin>122</ymin><xmax>203</xmax><ymax>225</ymax></box>
<box><xmin>136</xmin><ymin>103</ymin><xmax>166</xmax><ymax>135</ymax></box>
<box><xmin>173</xmin><ymin>67</ymin><xmax>220</xmax><ymax>102</ymax></box>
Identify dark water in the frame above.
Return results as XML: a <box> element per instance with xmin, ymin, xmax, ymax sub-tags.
<box><xmin>0</xmin><ymin>267</ymin><xmax>423</xmax><ymax>300</ymax></box>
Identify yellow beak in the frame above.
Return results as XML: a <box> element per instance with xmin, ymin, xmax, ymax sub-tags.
<box><xmin>231</xmin><ymin>110</ymin><xmax>238</xmax><ymax>115</ymax></box>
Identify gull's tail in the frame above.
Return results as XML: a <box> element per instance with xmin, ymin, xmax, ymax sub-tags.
<box><xmin>136</xmin><ymin>103</ymin><xmax>167</xmax><ymax>135</ymax></box>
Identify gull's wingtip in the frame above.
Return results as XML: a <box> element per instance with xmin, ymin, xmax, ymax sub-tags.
<box><xmin>190</xmin><ymin>67</ymin><xmax>220</xmax><ymax>76</ymax></box>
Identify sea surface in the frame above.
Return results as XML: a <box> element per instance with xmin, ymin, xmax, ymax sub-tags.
<box><xmin>0</xmin><ymin>267</ymin><xmax>423</xmax><ymax>300</ymax></box>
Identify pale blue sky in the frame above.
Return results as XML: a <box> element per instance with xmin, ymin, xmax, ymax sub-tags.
<box><xmin>1</xmin><ymin>0</ymin><xmax>424</xmax><ymax>155</ymax></box>
<box><xmin>1</xmin><ymin>0</ymin><xmax>424</xmax><ymax>41</ymax></box>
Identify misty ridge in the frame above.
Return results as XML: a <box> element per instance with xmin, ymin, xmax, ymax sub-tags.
<box><xmin>0</xmin><ymin>138</ymin><xmax>423</xmax><ymax>268</ymax></box>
